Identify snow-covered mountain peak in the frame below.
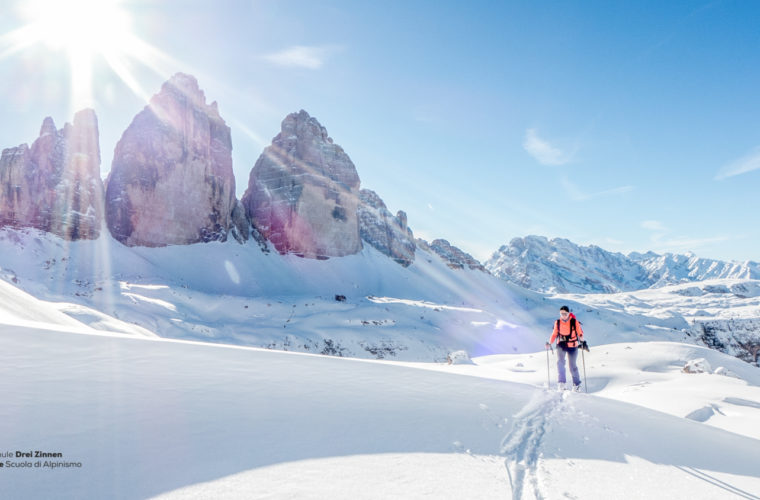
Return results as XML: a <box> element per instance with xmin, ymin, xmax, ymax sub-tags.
<box><xmin>487</xmin><ymin>235</ymin><xmax>760</xmax><ymax>294</ymax></box>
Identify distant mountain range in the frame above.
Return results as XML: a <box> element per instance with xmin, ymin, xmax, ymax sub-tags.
<box><xmin>485</xmin><ymin>235</ymin><xmax>760</xmax><ymax>294</ymax></box>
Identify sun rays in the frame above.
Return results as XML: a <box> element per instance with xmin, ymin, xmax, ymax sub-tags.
<box><xmin>0</xmin><ymin>0</ymin><xmax>179</xmax><ymax>315</ymax></box>
<box><xmin>1</xmin><ymin>0</ymin><xmax>180</xmax><ymax>113</ymax></box>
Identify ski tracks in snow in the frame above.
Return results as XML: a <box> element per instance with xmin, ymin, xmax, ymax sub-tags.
<box><xmin>501</xmin><ymin>390</ymin><xmax>568</xmax><ymax>500</ymax></box>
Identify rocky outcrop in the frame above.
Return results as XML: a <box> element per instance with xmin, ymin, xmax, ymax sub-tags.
<box><xmin>0</xmin><ymin>109</ymin><xmax>103</xmax><ymax>240</ymax></box>
<box><xmin>105</xmin><ymin>73</ymin><xmax>236</xmax><ymax>247</ymax></box>
<box><xmin>229</xmin><ymin>200</ymin><xmax>249</xmax><ymax>243</ymax></box>
<box><xmin>241</xmin><ymin>110</ymin><xmax>361</xmax><ymax>258</ymax></box>
<box><xmin>419</xmin><ymin>238</ymin><xmax>486</xmax><ymax>271</ymax></box>
<box><xmin>358</xmin><ymin>189</ymin><xmax>415</xmax><ymax>266</ymax></box>
<box><xmin>696</xmin><ymin>318</ymin><xmax>760</xmax><ymax>366</ymax></box>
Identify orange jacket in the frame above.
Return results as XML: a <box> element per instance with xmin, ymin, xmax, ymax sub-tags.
<box><xmin>550</xmin><ymin>316</ymin><xmax>584</xmax><ymax>348</ymax></box>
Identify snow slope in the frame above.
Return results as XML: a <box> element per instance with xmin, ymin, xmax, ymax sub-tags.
<box><xmin>466</xmin><ymin>342</ymin><xmax>760</xmax><ymax>441</ymax></box>
<box><xmin>555</xmin><ymin>280</ymin><xmax>760</xmax><ymax>364</ymax></box>
<box><xmin>1</xmin><ymin>323</ymin><xmax>759</xmax><ymax>499</ymax></box>
<box><xmin>0</xmin><ymin>227</ymin><xmax>548</xmax><ymax>360</ymax></box>
<box><xmin>0</xmin><ymin>276</ymin><xmax>156</xmax><ymax>338</ymax></box>
<box><xmin>0</xmin><ymin>227</ymin><xmax>700</xmax><ymax>363</ymax></box>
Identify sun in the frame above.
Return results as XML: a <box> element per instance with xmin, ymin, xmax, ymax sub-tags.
<box><xmin>1</xmin><ymin>0</ymin><xmax>170</xmax><ymax>111</ymax></box>
<box><xmin>17</xmin><ymin>0</ymin><xmax>135</xmax><ymax>107</ymax></box>
<box><xmin>20</xmin><ymin>0</ymin><xmax>133</xmax><ymax>54</ymax></box>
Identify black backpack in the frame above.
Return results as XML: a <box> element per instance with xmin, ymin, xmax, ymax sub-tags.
<box><xmin>556</xmin><ymin>317</ymin><xmax>578</xmax><ymax>343</ymax></box>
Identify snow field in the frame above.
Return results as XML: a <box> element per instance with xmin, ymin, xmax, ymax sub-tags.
<box><xmin>0</xmin><ymin>326</ymin><xmax>524</xmax><ymax>499</ymax></box>
<box><xmin>2</xmin><ymin>325</ymin><xmax>759</xmax><ymax>499</ymax></box>
<box><xmin>466</xmin><ymin>342</ymin><xmax>760</xmax><ymax>441</ymax></box>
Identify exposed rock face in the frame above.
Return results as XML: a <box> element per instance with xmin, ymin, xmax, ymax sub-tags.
<box><xmin>229</xmin><ymin>200</ymin><xmax>250</xmax><ymax>243</ymax></box>
<box><xmin>106</xmin><ymin>73</ymin><xmax>236</xmax><ymax>247</ymax></box>
<box><xmin>358</xmin><ymin>189</ymin><xmax>415</xmax><ymax>266</ymax></box>
<box><xmin>420</xmin><ymin>238</ymin><xmax>486</xmax><ymax>271</ymax></box>
<box><xmin>0</xmin><ymin>109</ymin><xmax>103</xmax><ymax>240</ymax></box>
<box><xmin>696</xmin><ymin>318</ymin><xmax>760</xmax><ymax>366</ymax></box>
<box><xmin>241</xmin><ymin>110</ymin><xmax>362</xmax><ymax>258</ymax></box>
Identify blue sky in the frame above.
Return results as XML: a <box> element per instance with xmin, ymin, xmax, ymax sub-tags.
<box><xmin>1</xmin><ymin>0</ymin><xmax>758</xmax><ymax>262</ymax></box>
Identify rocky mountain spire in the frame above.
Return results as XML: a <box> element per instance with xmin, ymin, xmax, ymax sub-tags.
<box><xmin>358</xmin><ymin>189</ymin><xmax>415</xmax><ymax>266</ymax></box>
<box><xmin>0</xmin><ymin>109</ymin><xmax>104</xmax><ymax>240</ymax></box>
<box><xmin>241</xmin><ymin>110</ymin><xmax>362</xmax><ymax>258</ymax></box>
<box><xmin>105</xmin><ymin>73</ymin><xmax>238</xmax><ymax>247</ymax></box>
<box><xmin>418</xmin><ymin>238</ymin><xmax>486</xmax><ymax>271</ymax></box>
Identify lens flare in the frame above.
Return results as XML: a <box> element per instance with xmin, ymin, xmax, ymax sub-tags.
<box><xmin>1</xmin><ymin>0</ymin><xmax>180</xmax><ymax>113</ymax></box>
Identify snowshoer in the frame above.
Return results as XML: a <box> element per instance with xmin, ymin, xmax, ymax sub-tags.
<box><xmin>548</xmin><ymin>305</ymin><xmax>585</xmax><ymax>392</ymax></box>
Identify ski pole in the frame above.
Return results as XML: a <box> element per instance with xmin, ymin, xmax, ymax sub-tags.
<box><xmin>580</xmin><ymin>341</ymin><xmax>588</xmax><ymax>393</ymax></box>
<box><xmin>545</xmin><ymin>342</ymin><xmax>553</xmax><ymax>389</ymax></box>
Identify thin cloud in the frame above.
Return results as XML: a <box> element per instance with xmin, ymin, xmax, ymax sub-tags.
<box><xmin>641</xmin><ymin>220</ymin><xmax>667</xmax><ymax>232</ymax></box>
<box><xmin>263</xmin><ymin>45</ymin><xmax>337</xmax><ymax>69</ymax></box>
<box><xmin>652</xmin><ymin>235</ymin><xmax>730</xmax><ymax>254</ymax></box>
<box><xmin>523</xmin><ymin>128</ymin><xmax>571</xmax><ymax>166</ymax></box>
<box><xmin>641</xmin><ymin>220</ymin><xmax>729</xmax><ymax>253</ymax></box>
<box><xmin>660</xmin><ymin>235</ymin><xmax>729</xmax><ymax>248</ymax></box>
<box><xmin>597</xmin><ymin>185</ymin><xmax>635</xmax><ymax>197</ymax></box>
<box><xmin>560</xmin><ymin>177</ymin><xmax>586</xmax><ymax>201</ymax></box>
<box><xmin>561</xmin><ymin>177</ymin><xmax>634</xmax><ymax>201</ymax></box>
<box><xmin>715</xmin><ymin>147</ymin><xmax>760</xmax><ymax>180</ymax></box>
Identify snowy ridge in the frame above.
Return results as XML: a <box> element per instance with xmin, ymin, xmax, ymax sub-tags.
<box><xmin>635</xmin><ymin>251</ymin><xmax>760</xmax><ymax>289</ymax></box>
<box><xmin>486</xmin><ymin>235</ymin><xmax>760</xmax><ymax>294</ymax></box>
